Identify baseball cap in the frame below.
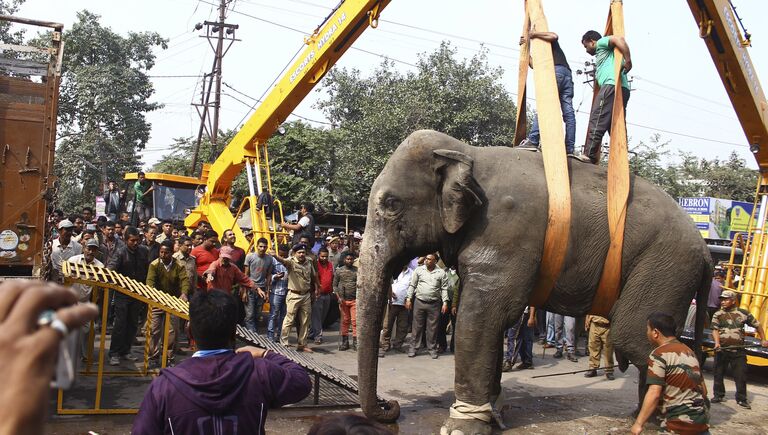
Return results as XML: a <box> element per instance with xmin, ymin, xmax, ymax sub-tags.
<box><xmin>325</xmin><ymin>236</ymin><xmax>332</xmax><ymax>242</ymax></box>
<box><xmin>219</xmin><ymin>246</ymin><xmax>234</xmax><ymax>260</ymax></box>
<box><xmin>58</xmin><ymin>219</ymin><xmax>74</xmax><ymax>229</ymax></box>
<box><xmin>719</xmin><ymin>290</ymin><xmax>737</xmax><ymax>299</ymax></box>
<box><xmin>148</xmin><ymin>217</ymin><xmax>161</xmax><ymax>225</ymax></box>
<box><xmin>353</xmin><ymin>231</ymin><xmax>363</xmax><ymax>240</ymax></box>
<box><xmin>85</xmin><ymin>238</ymin><xmax>100</xmax><ymax>249</ymax></box>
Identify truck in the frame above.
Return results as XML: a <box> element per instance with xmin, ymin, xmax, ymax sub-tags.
<box><xmin>0</xmin><ymin>15</ymin><xmax>63</xmax><ymax>278</ymax></box>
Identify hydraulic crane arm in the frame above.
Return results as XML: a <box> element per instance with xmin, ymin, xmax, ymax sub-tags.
<box><xmin>686</xmin><ymin>0</ymin><xmax>768</xmax><ymax>168</ymax></box>
<box><xmin>185</xmin><ymin>0</ymin><xmax>391</xmax><ymax>246</ymax></box>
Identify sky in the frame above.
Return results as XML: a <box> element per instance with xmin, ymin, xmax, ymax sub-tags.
<box><xmin>14</xmin><ymin>0</ymin><xmax>768</xmax><ymax>170</ymax></box>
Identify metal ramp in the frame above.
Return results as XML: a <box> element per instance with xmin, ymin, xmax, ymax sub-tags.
<box><xmin>60</xmin><ymin>261</ymin><xmax>369</xmax><ymax>413</ymax></box>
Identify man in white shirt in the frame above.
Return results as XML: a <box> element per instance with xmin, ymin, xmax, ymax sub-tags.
<box><xmin>51</xmin><ymin>219</ymin><xmax>82</xmax><ymax>283</ymax></box>
<box><xmin>282</xmin><ymin>202</ymin><xmax>315</xmax><ymax>247</ymax></box>
<box><xmin>67</xmin><ymin>238</ymin><xmax>104</xmax><ymax>359</ymax></box>
<box><xmin>379</xmin><ymin>260</ymin><xmax>416</xmax><ymax>357</ymax></box>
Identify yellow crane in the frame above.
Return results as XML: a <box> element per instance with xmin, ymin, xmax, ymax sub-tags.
<box><xmin>176</xmin><ymin>0</ymin><xmax>392</xmax><ymax>250</ymax></box>
<box><xmin>135</xmin><ymin>0</ymin><xmax>765</xmax><ymax>333</ymax></box>
<box><xmin>686</xmin><ymin>0</ymin><xmax>768</xmax><ymax>364</ymax></box>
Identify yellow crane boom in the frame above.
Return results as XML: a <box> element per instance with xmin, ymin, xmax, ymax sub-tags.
<box><xmin>687</xmin><ymin>1</ymin><xmax>768</xmax><ymax>350</ymax></box>
<box><xmin>185</xmin><ymin>0</ymin><xmax>391</xmax><ymax>249</ymax></box>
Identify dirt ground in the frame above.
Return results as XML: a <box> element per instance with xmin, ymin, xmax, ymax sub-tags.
<box><xmin>47</xmin><ymin>327</ymin><xmax>768</xmax><ymax>434</ymax></box>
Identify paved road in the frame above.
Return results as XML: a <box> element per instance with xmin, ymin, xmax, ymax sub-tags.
<box><xmin>47</xmin><ymin>326</ymin><xmax>768</xmax><ymax>434</ymax></box>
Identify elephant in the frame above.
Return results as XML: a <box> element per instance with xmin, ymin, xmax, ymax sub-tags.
<box><xmin>357</xmin><ymin>130</ymin><xmax>711</xmax><ymax>434</ymax></box>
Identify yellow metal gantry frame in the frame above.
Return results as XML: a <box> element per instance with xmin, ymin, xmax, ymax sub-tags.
<box><xmin>58</xmin><ymin>261</ymin><xmax>189</xmax><ymax>414</ymax></box>
<box><xmin>686</xmin><ymin>0</ymin><xmax>768</xmax><ymax>355</ymax></box>
<box><xmin>184</xmin><ymin>0</ymin><xmax>392</xmax><ymax>250</ymax></box>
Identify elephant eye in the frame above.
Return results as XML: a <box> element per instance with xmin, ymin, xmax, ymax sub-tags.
<box><xmin>382</xmin><ymin>196</ymin><xmax>403</xmax><ymax>214</ymax></box>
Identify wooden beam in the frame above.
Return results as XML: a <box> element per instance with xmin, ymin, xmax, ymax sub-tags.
<box><xmin>513</xmin><ymin>4</ymin><xmax>530</xmax><ymax>146</ymax></box>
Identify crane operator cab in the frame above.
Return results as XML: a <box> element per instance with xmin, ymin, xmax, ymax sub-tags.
<box><xmin>123</xmin><ymin>172</ymin><xmax>204</xmax><ymax>226</ymax></box>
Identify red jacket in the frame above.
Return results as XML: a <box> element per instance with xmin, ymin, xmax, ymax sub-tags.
<box><xmin>205</xmin><ymin>259</ymin><xmax>253</xmax><ymax>293</ymax></box>
<box><xmin>316</xmin><ymin>260</ymin><xmax>334</xmax><ymax>295</ymax></box>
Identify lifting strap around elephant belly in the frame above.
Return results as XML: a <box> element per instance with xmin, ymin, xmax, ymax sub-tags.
<box><xmin>519</xmin><ymin>0</ymin><xmax>631</xmax><ymax>317</ymax></box>
<box><xmin>588</xmin><ymin>0</ymin><xmax>631</xmax><ymax>318</ymax></box>
<box><xmin>518</xmin><ymin>0</ymin><xmax>573</xmax><ymax>309</ymax></box>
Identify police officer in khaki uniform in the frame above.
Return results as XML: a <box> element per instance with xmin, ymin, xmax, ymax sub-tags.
<box><xmin>583</xmin><ymin>315</ymin><xmax>614</xmax><ymax>380</ymax></box>
<box><xmin>274</xmin><ymin>243</ymin><xmax>319</xmax><ymax>353</ymax></box>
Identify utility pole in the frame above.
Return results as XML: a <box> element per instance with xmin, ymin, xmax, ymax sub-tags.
<box><xmin>190</xmin><ymin>0</ymin><xmax>239</xmax><ymax>176</ymax></box>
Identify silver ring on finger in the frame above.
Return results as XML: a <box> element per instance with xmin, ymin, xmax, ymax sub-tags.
<box><xmin>37</xmin><ymin>309</ymin><xmax>69</xmax><ymax>337</ymax></box>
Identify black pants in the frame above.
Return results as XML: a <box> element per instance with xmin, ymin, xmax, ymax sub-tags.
<box><xmin>713</xmin><ymin>351</ymin><xmax>747</xmax><ymax>402</ymax></box>
<box><xmin>436</xmin><ymin>309</ymin><xmax>452</xmax><ymax>351</ymax></box>
<box><xmin>583</xmin><ymin>84</ymin><xmax>630</xmax><ymax>163</ymax></box>
<box><xmin>411</xmin><ymin>299</ymin><xmax>440</xmax><ymax>352</ymax></box>
<box><xmin>109</xmin><ymin>293</ymin><xmax>142</xmax><ymax>357</ymax></box>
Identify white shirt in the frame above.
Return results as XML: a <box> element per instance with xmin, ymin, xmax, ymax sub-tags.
<box><xmin>391</xmin><ymin>268</ymin><xmax>413</xmax><ymax>306</ymax></box>
<box><xmin>391</xmin><ymin>259</ymin><xmax>418</xmax><ymax>306</ymax></box>
<box><xmin>298</xmin><ymin>215</ymin><xmax>310</xmax><ymax>228</ymax></box>
<box><xmin>67</xmin><ymin>254</ymin><xmax>104</xmax><ymax>302</ymax></box>
<box><xmin>51</xmin><ymin>237</ymin><xmax>82</xmax><ymax>272</ymax></box>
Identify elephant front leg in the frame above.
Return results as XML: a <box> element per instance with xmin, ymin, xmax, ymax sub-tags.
<box><xmin>442</xmin><ymin>293</ymin><xmax>512</xmax><ymax>435</ymax></box>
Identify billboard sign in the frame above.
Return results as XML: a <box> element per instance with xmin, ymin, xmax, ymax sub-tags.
<box><xmin>679</xmin><ymin>197</ymin><xmax>755</xmax><ymax>240</ymax></box>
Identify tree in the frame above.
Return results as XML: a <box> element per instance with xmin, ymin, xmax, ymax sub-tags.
<box><xmin>628</xmin><ymin>135</ymin><xmax>757</xmax><ymax>202</ymax></box>
<box><xmin>48</xmin><ymin>11</ymin><xmax>167</xmax><ymax>211</ymax></box>
<box><xmin>0</xmin><ymin>0</ymin><xmax>25</xmax><ymax>44</ymax></box>
<box><xmin>316</xmin><ymin>42</ymin><xmax>518</xmax><ymax>212</ymax></box>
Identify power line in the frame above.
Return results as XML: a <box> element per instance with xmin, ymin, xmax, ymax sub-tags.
<box><xmin>632</xmin><ymin>75</ymin><xmax>732</xmax><ymax>109</ymax></box>
<box><xmin>148</xmin><ymin>74</ymin><xmax>204</xmax><ymax>78</ymax></box>
<box><xmin>203</xmin><ymin>0</ymin><xmax>749</xmax><ymax>152</ymax></box>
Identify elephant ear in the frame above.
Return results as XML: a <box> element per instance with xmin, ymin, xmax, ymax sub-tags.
<box><xmin>433</xmin><ymin>149</ymin><xmax>484</xmax><ymax>234</ymax></box>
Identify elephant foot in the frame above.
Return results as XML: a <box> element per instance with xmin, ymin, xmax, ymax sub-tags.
<box><xmin>441</xmin><ymin>401</ymin><xmax>493</xmax><ymax>435</ymax></box>
<box><xmin>440</xmin><ymin>417</ymin><xmax>492</xmax><ymax>435</ymax></box>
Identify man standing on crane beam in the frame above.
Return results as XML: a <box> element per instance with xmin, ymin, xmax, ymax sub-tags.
<box><xmin>581</xmin><ymin>30</ymin><xmax>633</xmax><ymax>164</ymax></box>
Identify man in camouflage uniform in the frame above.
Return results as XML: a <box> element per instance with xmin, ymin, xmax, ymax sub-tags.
<box><xmin>711</xmin><ymin>290</ymin><xmax>768</xmax><ymax>409</ymax></box>
<box><xmin>631</xmin><ymin>312</ymin><xmax>709</xmax><ymax>435</ymax></box>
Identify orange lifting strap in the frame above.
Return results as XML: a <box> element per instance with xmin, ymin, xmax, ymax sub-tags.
<box><xmin>515</xmin><ymin>0</ymin><xmax>572</xmax><ymax>308</ymax></box>
<box><xmin>517</xmin><ymin>1</ymin><xmax>629</xmax><ymax>316</ymax></box>
<box><xmin>589</xmin><ymin>0</ymin><xmax>630</xmax><ymax>317</ymax></box>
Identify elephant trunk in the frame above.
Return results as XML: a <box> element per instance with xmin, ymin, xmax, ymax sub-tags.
<box><xmin>356</xmin><ymin>236</ymin><xmax>401</xmax><ymax>423</ymax></box>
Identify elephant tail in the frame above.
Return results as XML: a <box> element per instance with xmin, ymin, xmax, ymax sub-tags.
<box><xmin>694</xmin><ymin>260</ymin><xmax>713</xmax><ymax>364</ymax></box>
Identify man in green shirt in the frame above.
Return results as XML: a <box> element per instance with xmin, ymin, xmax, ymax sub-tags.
<box><xmin>580</xmin><ymin>30</ymin><xmax>632</xmax><ymax>164</ymax></box>
<box><xmin>134</xmin><ymin>171</ymin><xmax>154</xmax><ymax>221</ymax></box>
<box><xmin>405</xmin><ymin>254</ymin><xmax>449</xmax><ymax>359</ymax></box>
<box><xmin>146</xmin><ymin>241</ymin><xmax>190</xmax><ymax>366</ymax></box>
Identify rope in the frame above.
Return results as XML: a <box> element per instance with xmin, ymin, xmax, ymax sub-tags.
<box><xmin>448</xmin><ymin>400</ymin><xmax>492</xmax><ymax>422</ymax></box>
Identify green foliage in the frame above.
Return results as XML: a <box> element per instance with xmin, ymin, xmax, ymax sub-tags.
<box><xmin>266</xmin><ymin>121</ymin><xmax>338</xmax><ymax>213</ymax></box>
<box><xmin>316</xmin><ymin>42</ymin><xmax>518</xmax><ymax>212</ymax></box>
<box><xmin>48</xmin><ymin>10</ymin><xmax>167</xmax><ymax>211</ymax></box>
<box><xmin>150</xmin><ymin>130</ymin><xmax>250</xmax><ymax>204</ymax></box>
<box><xmin>0</xmin><ymin>0</ymin><xmax>25</xmax><ymax>44</ymax></box>
<box><xmin>629</xmin><ymin>135</ymin><xmax>757</xmax><ymax>202</ymax></box>
<box><xmin>150</xmin><ymin>41</ymin><xmax>756</xmax><ymax>217</ymax></box>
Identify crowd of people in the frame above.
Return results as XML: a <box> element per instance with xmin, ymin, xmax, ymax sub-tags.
<box><xmin>35</xmin><ymin>194</ymin><xmax>768</xmax><ymax>434</ymax></box>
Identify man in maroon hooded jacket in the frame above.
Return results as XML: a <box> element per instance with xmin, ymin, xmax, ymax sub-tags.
<box><xmin>133</xmin><ymin>289</ymin><xmax>311</xmax><ymax>434</ymax></box>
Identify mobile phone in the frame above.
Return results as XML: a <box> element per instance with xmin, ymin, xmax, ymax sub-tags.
<box><xmin>38</xmin><ymin>310</ymin><xmax>80</xmax><ymax>389</ymax></box>
<box><xmin>52</xmin><ymin>327</ymin><xmax>80</xmax><ymax>389</ymax></box>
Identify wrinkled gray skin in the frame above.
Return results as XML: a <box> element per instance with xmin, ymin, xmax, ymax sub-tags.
<box><xmin>357</xmin><ymin>130</ymin><xmax>711</xmax><ymax>434</ymax></box>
